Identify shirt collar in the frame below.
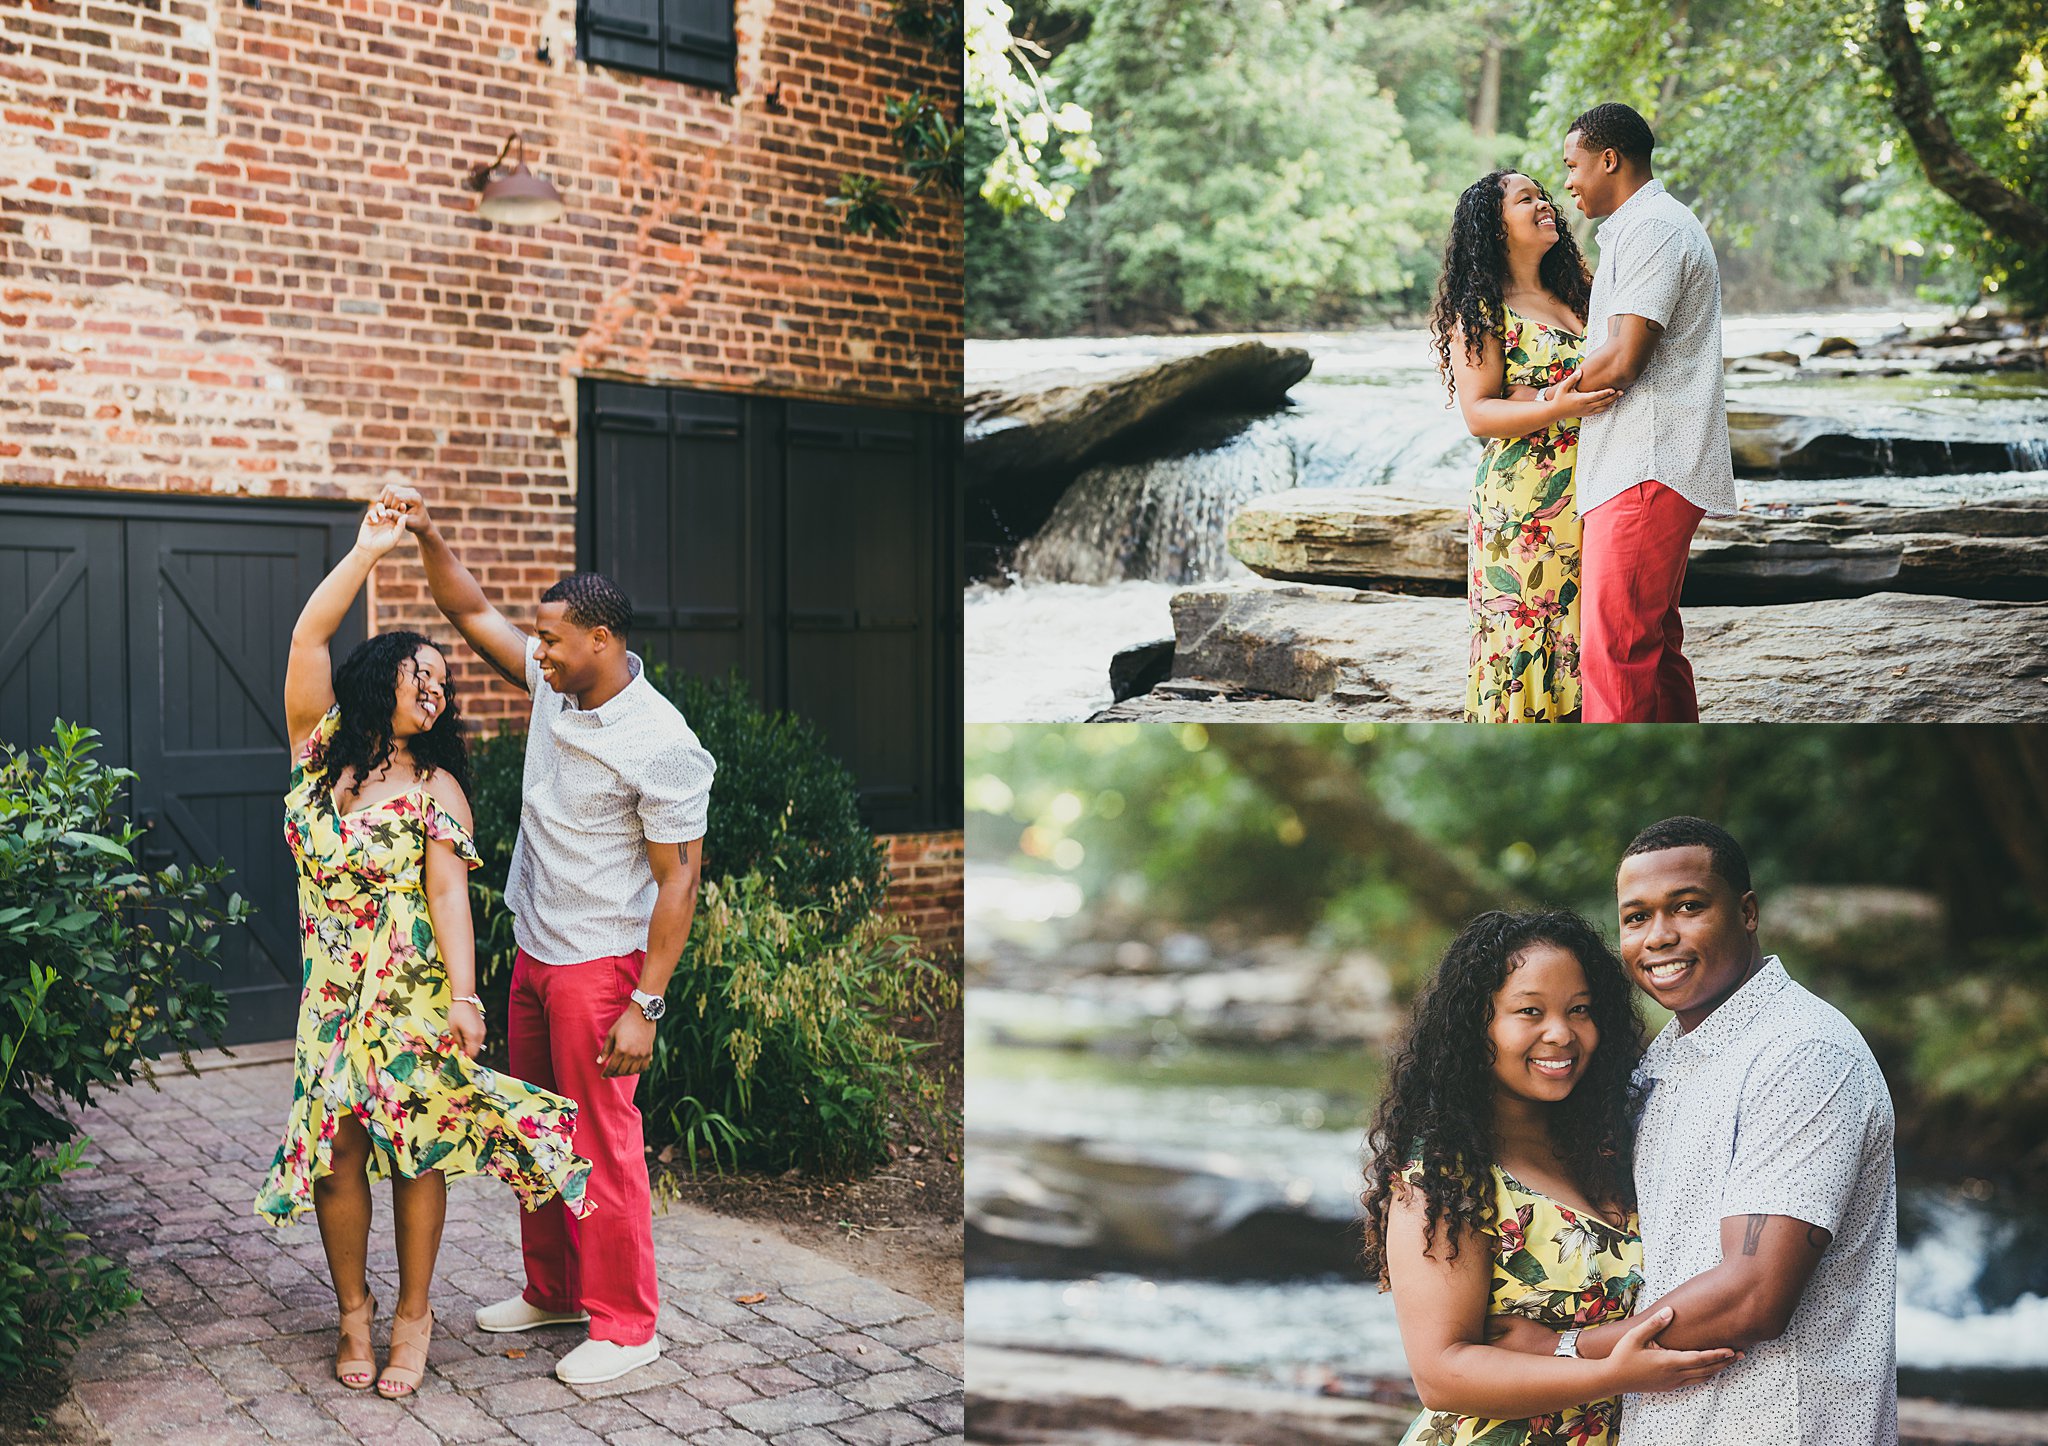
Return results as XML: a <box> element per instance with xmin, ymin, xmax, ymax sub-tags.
<box><xmin>563</xmin><ymin>651</ymin><xmax>646</xmax><ymax>725</ymax></box>
<box><xmin>1599</xmin><ymin>176</ymin><xmax>1665</xmax><ymax>232</ymax></box>
<box><xmin>1643</xmin><ymin>955</ymin><xmax>1789</xmax><ymax>1074</ymax></box>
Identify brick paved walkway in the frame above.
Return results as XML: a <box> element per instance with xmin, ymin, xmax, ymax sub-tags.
<box><xmin>48</xmin><ymin>1047</ymin><xmax>963</xmax><ymax>1446</ymax></box>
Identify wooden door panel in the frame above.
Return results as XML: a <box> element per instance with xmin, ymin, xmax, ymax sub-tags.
<box><xmin>0</xmin><ymin>514</ymin><xmax>127</xmax><ymax>760</ymax></box>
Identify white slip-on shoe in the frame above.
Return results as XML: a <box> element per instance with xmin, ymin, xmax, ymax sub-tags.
<box><xmin>475</xmin><ymin>1295</ymin><xmax>592</xmax><ymax>1333</ymax></box>
<box><xmin>555</xmin><ymin>1335</ymin><xmax>662</xmax><ymax>1384</ymax></box>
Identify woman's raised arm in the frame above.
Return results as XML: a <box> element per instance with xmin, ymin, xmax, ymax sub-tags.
<box><xmin>284</xmin><ymin>503</ymin><xmax>408</xmax><ymax>753</ymax></box>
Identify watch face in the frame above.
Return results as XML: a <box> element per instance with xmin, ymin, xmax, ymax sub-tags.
<box><xmin>641</xmin><ymin>995</ymin><xmax>666</xmax><ymax>1020</ymax></box>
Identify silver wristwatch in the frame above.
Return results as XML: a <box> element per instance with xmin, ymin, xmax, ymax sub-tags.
<box><xmin>629</xmin><ymin>988</ymin><xmax>666</xmax><ymax>1022</ymax></box>
<box><xmin>1554</xmin><ymin>1328</ymin><xmax>1583</xmax><ymax>1359</ymax></box>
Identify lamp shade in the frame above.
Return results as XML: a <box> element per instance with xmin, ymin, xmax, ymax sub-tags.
<box><xmin>478</xmin><ymin>160</ymin><xmax>565</xmax><ymax>225</ymax></box>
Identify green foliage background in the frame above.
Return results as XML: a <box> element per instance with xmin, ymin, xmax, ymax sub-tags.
<box><xmin>966</xmin><ymin>723</ymin><xmax>2048</xmax><ymax>1177</ymax></box>
<box><xmin>970</xmin><ymin>0</ymin><xmax>2048</xmax><ymax>333</ymax></box>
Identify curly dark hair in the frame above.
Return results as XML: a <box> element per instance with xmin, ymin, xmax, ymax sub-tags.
<box><xmin>541</xmin><ymin>572</ymin><xmax>632</xmax><ymax>637</ymax></box>
<box><xmin>1428</xmin><ymin>170</ymin><xmax>1592</xmax><ymax>403</ymax></box>
<box><xmin>1567</xmin><ymin>102</ymin><xmax>1655</xmax><ymax>165</ymax></box>
<box><xmin>1623</xmin><ymin>815</ymin><xmax>1752</xmax><ymax>895</ymax></box>
<box><xmin>1359</xmin><ymin>909</ymin><xmax>1644</xmax><ymax>1289</ymax></box>
<box><xmin>318</xmin><ymin>630</ymin><xmax>471</xmax><ymax>806</ymax></box>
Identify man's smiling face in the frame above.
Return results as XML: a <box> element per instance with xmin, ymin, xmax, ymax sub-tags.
<box><xmin>1561</xmin><ymin>129</ymin><xmax>1612</xmax><ymax>219</ymax></box>
<box><xmin>1616</xmin><ymin>844</ymin><xmax>1761</xmax><ymax>1031</ymax></box>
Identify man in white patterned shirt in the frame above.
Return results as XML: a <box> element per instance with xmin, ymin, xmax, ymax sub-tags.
<box><xmin>1559</xmin><ymin>103</ymin><xmax>1738</xmax><ymax>722</ymax></box>
<box><xmin>379</xmin><ymin>483</ymin><xmax>716</xmax><ymax>1388</ymax></box>
<box><xmin>1491</xmin><ymin>816</ymin><xmax>1898</xmax><ymax>1445</ymax></box>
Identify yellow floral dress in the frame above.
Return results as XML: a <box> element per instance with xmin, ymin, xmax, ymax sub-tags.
<box><xmin>1397</xmin><ymin>1162</ymin><xmax>1642</xmax><ymax>1446</ymax></box>
<box><xmin>255</xmin><ymin>706</ymin><xmax>593</xmax><ymax>1225</ymax></box>
<box><xmin>1466</xmin><ymin>306</ymin><xmax>1586</xmax><ymax>723</ymax></box>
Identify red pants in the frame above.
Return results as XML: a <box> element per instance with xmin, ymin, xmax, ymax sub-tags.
<box><xmin>508</xmin><ymin>948</ymin><xmax>658</xmax><ymax>1346</ymax></box>
<box><xmin>1581</xmin><ymin>480</ymin><xmax>1706</xmax><ymax>724</ymax></box>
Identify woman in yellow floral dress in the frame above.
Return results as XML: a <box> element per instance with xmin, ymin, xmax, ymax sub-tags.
<box><xmin>255</xmin><ymin>502</ymin><xmax>592</xmax><ymax>1401</ymax></box>
<box><xmin>1361</xmin><ymin>911</ymin><xmax>1739</xmax><ymax>1444</ymax></box>
<box><xmin>1430</xmin><ymin>170</ymin><xmax>1621</xmax><ymax>722</ymax></box>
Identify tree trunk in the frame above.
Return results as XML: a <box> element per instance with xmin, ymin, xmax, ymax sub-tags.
<box><xmin>1204</xmin><ymin>727</ymin><xmax>1523</xmax><ymax>927</ymax></box>
<box><xmin>1656</xmin><ymin>0</ymin><xmax>1690</xmax><ymax>113</ymax></box>
<box><xmin>1874</xmin><ymin>0</ymin><xmax>2048</xmax><ymax>254</ymax></box>
<box><xmin>1944</xmin><ymin>728</ymin><xmax>2048</xmax><ymax>932</ymax></box>
<box><xmin>1471</xmin><ymin>37</ymin><xmax>1502</xmax><ymax>138</ymax></box>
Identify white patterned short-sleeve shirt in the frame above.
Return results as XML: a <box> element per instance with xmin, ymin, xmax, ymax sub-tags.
<box><xmin>1625</xmin><ymin>956</ymin><xmax>1897</xmax><ymax>1446</ymax></box>
<box><xmin>1575</xmin><ymin>178</ymin><xmax>1739</xmax><ymax>518</ymax></box>
<box><xmin>504</xmin><ymin>636</ymin><xmax>716</xmax><ymax>966</ymax></box>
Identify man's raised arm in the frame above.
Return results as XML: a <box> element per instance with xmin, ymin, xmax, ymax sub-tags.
<box><xmin>376</xmin><ymin>483</ymin><xmax>533</xmax><ymax>692</ymax></box>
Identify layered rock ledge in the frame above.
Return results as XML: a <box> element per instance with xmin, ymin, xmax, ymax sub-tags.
<box><xmin>1092</xmin><ymin>582</ymin><xmax>2048</xmax><ymax>722</ymax></box>
<box><xmin>1226</xmin><ymin>489</ymin><xmax>2048</xmax><ymax>603</ymax></box>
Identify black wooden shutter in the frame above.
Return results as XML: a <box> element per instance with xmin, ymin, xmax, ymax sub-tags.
<box><xmin>580</xmin><ymin>0</ymin><xmax>735</xmax><ymax>90</ymax></box>
<box><xmin>662</xmin><ymin>0</ymin><xmax>737</xmax><ymax>90</ymax></box>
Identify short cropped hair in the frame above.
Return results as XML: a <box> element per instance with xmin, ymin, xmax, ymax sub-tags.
<box><xmin>1567</xmin><ymin>102</ymin><xmax>1656</xmax><ymax>165</ymax></box>
<box><xmin>1621</xmin><ymin>816</ymin><xmax>1752</xmax><ymax>896</ymax></box>
<box><xmin>541</xmin><ymin>572</ymin><xmax>633</xmax><ymax>638</ymax></box>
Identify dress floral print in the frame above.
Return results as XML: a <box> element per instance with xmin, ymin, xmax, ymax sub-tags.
<box><xmin>1396</xmin><ymin>1161</ymin><xmax>1642</xmax><ymax>1446</ymax></box>
<box><xmin>1466</xmin><ymin>306</ymin><xmax>1586</xmax><ymax>723</ymax></box>
<box><xmin>254</xmin><ymin>706</ymin><xmax>594</xmax><ymax>1225</ymax></box>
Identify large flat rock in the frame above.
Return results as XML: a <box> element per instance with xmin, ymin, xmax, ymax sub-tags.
<box><xmin>965</xmin><ymin>340</ymin><xmax>1312</xmax><ymax>488</ymax></box>
<box><xmin>1227</xmin><ymin>489</ymin><xmax>2048</xmax><ymax>603</ymax></box>
<box><xmin>1091</xmin><ymin>582</ymin><xmax>2048</xmax><ymax>721</ymax></box>
<box><xmin>1727</xmin><ymin>407</ymin><xmax>2028</xmax><ymax>475</ymax></box>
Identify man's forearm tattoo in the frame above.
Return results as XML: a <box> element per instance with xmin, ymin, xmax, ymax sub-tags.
<box><xmin>1742</xmin><ymin>1213</ymin><xmax>1768</xmax><ymax>1255</ymax></box>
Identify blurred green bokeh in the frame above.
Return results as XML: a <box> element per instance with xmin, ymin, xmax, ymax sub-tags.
<box><xmin>967</xmin><ymin>723</ymin><xmax>2048</xmax><ymax>1179</ymax></box>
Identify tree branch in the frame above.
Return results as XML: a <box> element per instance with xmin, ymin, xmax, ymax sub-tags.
<box><xmin>1203</xmin><ymin>728</ymin><xmax>1523</xmax><ymax>927</ymax></box>
<box><xmin>1874</xmin><ymin>0</ymin><xmax>2048</xmax><ymax>253</ymax></box>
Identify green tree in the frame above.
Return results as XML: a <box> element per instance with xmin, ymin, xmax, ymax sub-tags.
<box><xmin>1519</xmin><ymin>0</ymin><xmax>2048</xmax><ymax>312</ymax></box>
<box><xmin>1056</xmin><ymin>0</ymin><xmax>1432</xmax><ymax>324</ymax></box>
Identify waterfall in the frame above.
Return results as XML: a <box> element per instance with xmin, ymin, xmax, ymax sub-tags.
<box><xmin>1012</xmin><ymin>424</ymin><xmax>1299</xmax><ymax>585</ymax></box>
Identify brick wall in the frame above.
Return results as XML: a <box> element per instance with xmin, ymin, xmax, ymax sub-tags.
<box><xmin>0</xmin><ymin>0</ymin><xmax>959</xmax><ymax>717</ymax></box>
<box><xmin>884</xmin><ymin>829</ymin><xmax>962</xmax><ymax>960</ymax></box>
<box><xmin>1</xmin><ymin>0</ymin><xmax>962</xmax><ymax>945</ymax></box>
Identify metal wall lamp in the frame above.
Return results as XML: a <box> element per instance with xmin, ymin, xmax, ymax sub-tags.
<box><xmin>464</xmin><ymin>133</ymin><xmax>565</xmax><ymax>225</ymax></box>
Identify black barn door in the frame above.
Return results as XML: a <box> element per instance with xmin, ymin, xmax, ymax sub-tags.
<box><xmin>0</xmin><ymin>492</ymin><xmax>364</xmax><ymax>1045</ymax></box>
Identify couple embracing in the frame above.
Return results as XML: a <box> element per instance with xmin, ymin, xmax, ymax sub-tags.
<box><xmin>1364</xmin><ymin>818</ymin><xmax>1899</xmax><ymax>1446</ymax></box>
<box><xmin>251</xmin><ymin>485</ymin><xmax>714</xmax><ymax>1398</ymax></box>
<box><xmin>1433</xmin><ymin>103</ymin><xmax>1737</xmax><ymax>724</ymax></box>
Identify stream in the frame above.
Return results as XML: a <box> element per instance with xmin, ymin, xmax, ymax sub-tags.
<box><xmin>963</xmin><ymin>873</ymin><xmax>2048</xmax><ymax>1409</ymax></box>
<box><xmin>966</xmin><ymin>311</ymin><xmax>2048</xmax><ymax>721</ymax></box>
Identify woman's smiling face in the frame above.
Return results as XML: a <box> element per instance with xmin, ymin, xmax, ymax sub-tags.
<box><xmin>388</xmin><ymin>645</ymin><xmax>447</xmax><ymax>739</ymax></box>
<box><xmin>1500</xmin><ymin>172</ymin><xmax>1561</xmax><ymax>257</ymax></box>
<box><xmin>1487</xmin><ymin>942</ymin><xmax>1599</xmax><ymax>1105</ymax></box>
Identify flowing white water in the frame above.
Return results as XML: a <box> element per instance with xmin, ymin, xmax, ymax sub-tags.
<box><xmin>967</xmin><ymin>312</ymin><xmax>2048</xmax><ymax>722</ymax></box>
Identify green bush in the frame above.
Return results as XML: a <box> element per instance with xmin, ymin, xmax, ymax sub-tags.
<box><xmin>653</xmin><ymin>667</ymin><xmax>891</xmax><ymax>932</ymax></box>
<box><xmin>0</xmin><ymin>722</ymin><xmax>241</xmax><ymax>1378</ymax></box>
<box><xmin>650</xmin><ymin>871</ymin><xmax>956</xmax><ymax>1176</ymax></box>
<box><xmin>468</xmin><ymin>669</ymin><xmax>892</xmax><ymax>991</ymax></box>
<box><xmin>463</xmin><ymin>673</ymin><xmax>945</xmax><ymax>1175</ymax></box>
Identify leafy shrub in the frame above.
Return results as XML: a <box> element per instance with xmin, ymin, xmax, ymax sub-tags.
<box><xmin>462</xmin><ymin>673</ymin><xmax>941</xmax><ymax>1175</ymax></box>
<box><xmin>468</xmin><ymin>669</ymin><xmax>891</xmax><ymax>990</ymax></box>
<box><xmin>652</xmin><ymin>667</ymin><xmax>891</xmax><ymax>932</ymax></box>
<box><xmin>0</xmin><ymin>723</ymin><xmax>241</xmax><ymax>1378</ymax></box>
<box><xmin>649</xmin><ymin>871</ymin><xmax>957</xmax><ymax>1175</ymax></box>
